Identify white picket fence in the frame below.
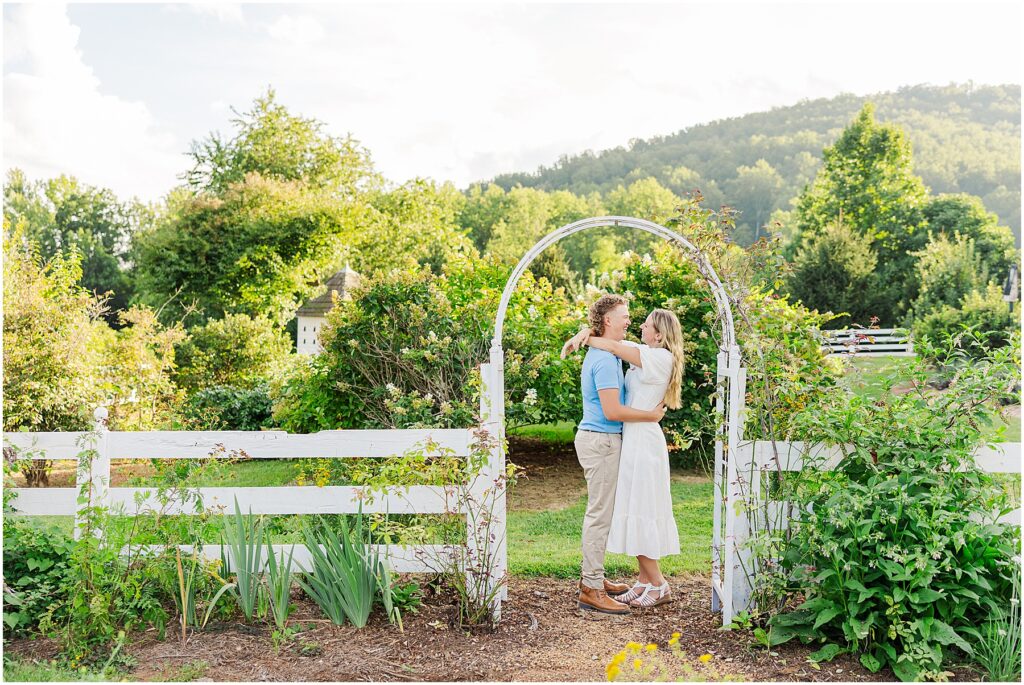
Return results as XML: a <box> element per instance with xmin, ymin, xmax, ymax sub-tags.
<box><xmin>821</xmin><ymin>327</ymin><xmax>915</xmax><ymax>356</ymax></box>
<box><xmin>715</xmin><ymin>439</ymin><xmax>1022</xmax><ymax>621</ymax></box>
<box><xmin>4</xmin><ymin>363</ymin><xmax>509</xmax><ymax>617</ymax></box>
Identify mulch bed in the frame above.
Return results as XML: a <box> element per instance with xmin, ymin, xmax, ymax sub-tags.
<box><xmin>6</xmin><ymin>574</ymin><xmax>983</xmax><ymax>682</ymax></box>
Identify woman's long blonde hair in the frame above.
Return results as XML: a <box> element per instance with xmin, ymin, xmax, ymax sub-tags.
<box><xmin>648</xmin><ymin>309</ymin><xmax>685</xmax><ymax>410</ymax></box>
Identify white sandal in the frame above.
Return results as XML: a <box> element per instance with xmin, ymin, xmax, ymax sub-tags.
<box><xmin>629</xmin><ymin>581</ymin><xmax>672</xmax><ymax>607</ymax></box>
<box><xmin>617</xmin><ymin>581</ymin><xmax>648</xmax><ymax>604</ymax></box>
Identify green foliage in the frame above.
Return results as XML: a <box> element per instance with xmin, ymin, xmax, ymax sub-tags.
<box><xmin>2</xmin><ymin>519</ymin><xmax>74</xmax><ymax>635</ymax></box>
<box><xmin>970</xmin><ymin>560</ymin><xmax>1022</xmax><ymax>682</ymax></box>
<box><xmin>910</xmin><ymin>232</ymin><xmax>987</xmax><ymax>316</ymax></box>
<box><xmin>491</xmin><ymin>84</ymin><xmax>1021</xmax><ymax>244</ymax></box>
<box><xmin>922</xmin><ymin>194</ymin><xmax>1017</xmax><ymax>280</ymax></box>
<box><xmin>296</xmin><ymin>514</ymin><xmax>379</xmax><ymax>628</ymax></box>
<box><xmin>264</xmin><ymin>540</ymin><xmax>296</xmax><ymax>631</ymax></box>
<box><xmin>2</xmin><ymin>224</ymin><xmax>104</xmax><ymax>434</ymax></box>
<box><xmin>184</xmin><ymin>88</ymin><xmax>377</xmax><ymax>197</ymax></box>
<box><xmin>172</xmin><ymin>313</ymin><xmax>292</xmax><ymax>392</ymax></box>
<box><xmin>220</xmin><ymin>499</ymin><xmax>267</xmax><ymax>622</ymax></box>
<box><xmin>3</xmin><ymin>169</ymin><xmax>149</xmax><ymax>323</ymax></box>
<box><xmin>134</xmin><ymin>174</ymin><xmax>363</xmax><ymax>327</ymax></box>
<box><xmin>93</xmin><ymin>305</ymin><xmax>187</xmax><ymax>432</ymax></box>
<box><xmin>913</xmin><ymin>283</ymin><xmax>1020</xmax><ymax>359</ymax></box>
<box><xmin>768</xmin><ymin>335</ymin><xmax>1021</xmax><ymax>681</ymax></box>
<box><xmin>181</xmin><ymin>384</ymin><xmax>274</xmax><ymax>431</ymax></box>
<box><xmin>786</xmin><ymin>220</ymin><xmax>881</xmax><ymax>328</ymax></box>
<box><xmin>791</xmin><ymin>103</ymin><xmax>929</xmax><ymax>323</ymax></box>
<box><xmin>723</xmin><ymin>159</ymin><xmax>785</xmax><ymax>244</ymax></box>
<box><xmin>159</xmin><ymin>549</ymin><xmax>235</xmax><ymax>643</ymax></box>
<box><xmin>271</xmin><ymin>254</ymin><xmax>581</xmax><ymax>432</ymax></box>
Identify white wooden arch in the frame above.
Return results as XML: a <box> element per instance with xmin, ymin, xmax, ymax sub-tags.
<box><xmin>479</xmin><ymin>215</ymin><xmax>751</xmax><ymax>624</ymax></box>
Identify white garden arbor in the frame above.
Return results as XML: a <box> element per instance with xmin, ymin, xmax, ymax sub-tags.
<box><xmin>480</xmin><ymin>215</ymin><xmax>751</xmax><ymax>624</ymax></box>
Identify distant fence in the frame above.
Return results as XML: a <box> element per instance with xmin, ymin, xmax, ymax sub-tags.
<box><xmin>4</xmin><ymin>363</ymin><xmax>509</xmax><ymax>618</ymax></box>
<box><xmin>821</xmin><ymin>327</ymin><xmax>914</xmax><ymax>356</ymax></box>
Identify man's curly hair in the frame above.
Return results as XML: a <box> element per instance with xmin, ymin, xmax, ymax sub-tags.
<box><xmin>588</xmin><ymin>294</ymin><xmax>627</xmax><ymax>337</ymax></box>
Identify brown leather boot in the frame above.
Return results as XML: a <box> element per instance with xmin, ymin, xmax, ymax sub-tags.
<box><xmin>578</xmin><ymin>579</ymin><xmax>630</xmax><ymax>596</ymax></box>
<box><xmin>578</xmin><ymin>584</ymin><xmax>630</xmax><ymax>615</ymax></box>
<box><xmin>603</xmin><ymin>579</ymin><xmax>630</xmax><ymax>596</ymax></box>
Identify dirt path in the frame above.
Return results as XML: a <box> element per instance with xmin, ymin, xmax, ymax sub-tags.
<box><xmin>7</xmin><ymin>576</ymin><xmax>921</xmax><ymax>682</ymax></box>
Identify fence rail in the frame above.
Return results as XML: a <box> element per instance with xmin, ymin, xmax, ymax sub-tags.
<box><xmin>5</xmin><ymin>361</ymin><xmax>509</xmax><ymax>619</ymax></box>
<box><xmin>821</xmin><ymin>327</ymin><xmax>914</xmax><ymax>356</ymax></box>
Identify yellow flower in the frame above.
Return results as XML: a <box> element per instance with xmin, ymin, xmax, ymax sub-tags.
<box><xmin>699</xmin><ymin>654</ymin><xmax>713</xmax><ymax>663</ymax></box>
<box><xmin>611</xmin><ymin>652</ymin><xmax>626</xmax><ymax>666</ymax></box>
<box><xmin>625</xmin><ymin>641</ymin><xmax>642</xmax><ymax>652</ymax></box>
<box><xmin>645</xmin><ymin>643</ymin><xmax>657</xmax><ymax>652</ymax></box>
<box><xmin>606</xmin><ymin>665</ymin><xmax>620</xmax><ymax>681</ymax></box>
<box><xmin>671</xmin><ymin>631</ymin><xmax>681</xmax><ymax>639</ymax></box>
<box><xmin>668</xmin><ymin>636</ymin><xmax>679</xmax><ymax>646</ymax></box>
<box><xmin>633</xmin><ymin>658</ymin><xmax>642</xmax><ymax>670</ymax></box>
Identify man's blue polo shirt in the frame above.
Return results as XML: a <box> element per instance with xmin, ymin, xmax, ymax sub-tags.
<box><xmin>578</xmin><ymin>348</ymin><xmax>624</xmax><ymax>433</ymax></box>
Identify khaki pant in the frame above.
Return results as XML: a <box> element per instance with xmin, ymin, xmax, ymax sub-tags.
<box><xmin>575</xmin><ymin>430</ymin><xmax>622</xmax><ymax>590</ymax></box>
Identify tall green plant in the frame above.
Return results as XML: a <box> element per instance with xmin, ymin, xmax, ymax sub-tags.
<box><xmin>220</xmin><ymin>498</ymin><xmax>266</xmax><ymax>621</ymax></box>
<box><xmin>264</xmin><ymin>538</ymin><xmax>295</xmax><ymax>631</ymax></box>
<box><xmin>296</xmin><ymin>515</ymin><xmax>377</xmax><ymax>628</ymax></box>
<box><xmin>972</xmin><ymin>560</ymin><xmax>1022</xmax><ymax>682</ymax></box>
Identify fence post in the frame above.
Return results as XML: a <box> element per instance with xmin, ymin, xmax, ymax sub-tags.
<box><xmin>475</xmin><ymin>359</ymin><xmax>507</xmax><ymax>621</ymax></box>
<box><xmin>722</xmin><ymin>346</ymin><xmax>752</xmax><ymax>624</ymax></box>
<box><xmin>75</xmin><ymin>406</ymin><xmax>111</xmax><ymax>540</ymax></box>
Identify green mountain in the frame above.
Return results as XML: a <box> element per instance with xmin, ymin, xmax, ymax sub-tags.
<box><xmin>488</xmin><ymin>84</ymin><xmax>1021</xmax><ymax>245</ymax></box>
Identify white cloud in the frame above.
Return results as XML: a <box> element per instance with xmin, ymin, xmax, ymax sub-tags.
<box><xmin>265</xmin><ymin>13</ymin><xmax>325</xmax><ymax>45</ymax></box>
<box><xmin>181</xmin><ymin>2</ymin><xmax>245</xmax><ymax>25</ymax></box>
<box><xmin>3</xmin><ymin>3</ymin><xmax>183</xmax><ymax>201</ymax></box>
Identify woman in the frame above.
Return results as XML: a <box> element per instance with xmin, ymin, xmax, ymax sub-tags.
<box><xmin>564</xmin><ymin>308</ymin><xmax>684</xmax><ymax>607</ymax></box>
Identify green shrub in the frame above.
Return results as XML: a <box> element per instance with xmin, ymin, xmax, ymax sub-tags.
<box><xmin>767</xmin><ymin>335</ymin><xmax>1021</xmax><ymax>682</ymax></box>
<box><xmin>271</xmin><ymin>254</ymin><xmax>580</xmax><ymax>432</ymax></box>
<box><xmin>913</xmin><ymin>283</ymin><xmax>1020</xmax><ymax>359</ymax></box>
<box><xmin>182</xmin><ymin>384</ymin><xmax>273</xmax><ymax>430</ymax></box>
<box><xmin>173</xmin><ymin>313</ymin><xmax>292</xmax><ymax>392</ymax></box>
<box><xmin>2</xmin><ymin>519</ymin><xmax>74</xmax><ymax>636</ymax></box>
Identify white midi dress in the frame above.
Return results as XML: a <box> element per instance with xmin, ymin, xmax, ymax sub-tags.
<box><xmin>605</xmin><ymin>344</ymin><xmax>681</xmax><ymax>559</ymax></box>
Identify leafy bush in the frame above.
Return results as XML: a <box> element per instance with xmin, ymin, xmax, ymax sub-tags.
<box><xmin>913</xmin><ymin>283</ymin><xmax>1020</xmax><ymax>359</ymax></box>
<box><xmin>172</xmin><ymin>313</ymin><xmax>292</xmax><ymax>393</ymax></box>
<box><xmin>271</xmin><ymin>254</ymin><xmax>581</xmax><ymax>432</ymax></box>
<box><xmin>2</xmin><ymin>519</ymin><xmax>74</xmax><ymax>636</ymax></box>
<box><xmin>767</xmin><ymin>335</ymin><xmax>1021</xmax><ymax>681</ymax></box>
<box><xmin>181</xmin><ymin>384</ymin><xmax>273</xmax><ymax>430</ymax></box>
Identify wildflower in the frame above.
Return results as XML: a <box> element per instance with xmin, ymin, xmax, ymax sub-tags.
<box><xmin>699</xmin><ymin>654</ymin><xmax>713</xmax><ymax>663</ymax></box>
<box><xmin>606</xmin><ymin>664</ymin><xmax>620</xmax><ymax>681</ymax></box>
<box><xmin>633</xmin><ymin>658</ymin><xmax>642</xmax><ymax>670</ymax></box>
<box><xmin>645</xmin><ymin>643</ymin><xmax>657</xmax><ymax>652</ymax></box>
<box><xmin>625</xmin><ymin>641</ymin><xmax>642</xmax><ymax>652</ymax></box>
<box><xmin>524</xmin><ymin>388</ymin><xmax>538</xmax><ymax>406</ymax></box>
<box><xmin>528</xmin><ymin>305</ymin><xmax>539</xmax><ymax>318</ymax></box>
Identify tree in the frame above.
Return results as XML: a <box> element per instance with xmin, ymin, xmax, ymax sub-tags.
<box><xmin>786</xmin><ymin>220</ymin><xmax>881</xmax><ymax>328</ymax></box>
<box><xmin>725</xmin><ymin>159</ymin><xmax>785</xmax><ymax>244</ymax></box>
<box><xmin>184</xmin><ymin>88</ymin><xmax>378</xmax><ymax>197</ymax></box>
<box><xmin>4</xmin><ymin>170</ymin><xmax>150</xmax><ymax>325</ymax></box>
<box><xmin>922</xmin><ymin>194</ymin><xmax>1017</xmax><ymax>281</ymax></box>
<box><xmin>3</xmin><ymin>220</ymin><xmax>105</xmax><ymax>485</ymax></box>
<box><xmin>791</xmin><ymin>103</ymin><xmax>930</xmax><ymax>322</ymax></box>
<box><xmin>134</xmin><ymin>174</ymin><xmax>363</xmax><ymax>327</ymax></box>
<box><xmin>909</xmin><ymin>232</ymin><xmax>985</xmax><ymax>317</ymax></box>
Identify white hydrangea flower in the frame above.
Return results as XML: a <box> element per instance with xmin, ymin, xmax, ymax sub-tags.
<box><xmin>524</xmin><ymin>388</ymin><xmax>538</xmax><ymax>406</ymax></box>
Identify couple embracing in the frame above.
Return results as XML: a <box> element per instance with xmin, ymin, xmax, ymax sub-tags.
<box><xmin>560</xmin><ymin>294</ymin><xmax>684</xmax><ymax>615</ymax></box>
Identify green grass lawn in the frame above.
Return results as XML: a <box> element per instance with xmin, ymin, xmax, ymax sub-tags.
<box><xmin>508</xmin><ymin>478</ymin><xmax>713</xmax><ymax>578</ymax></box>
<box><xmin>508</xmin><ymin>420</ymin><xmax>576</xmax><ymax>444</ymax></box>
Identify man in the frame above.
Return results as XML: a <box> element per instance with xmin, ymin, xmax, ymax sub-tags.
<box><xmin>562</xmin><ymin>294</ymin><xmax>667</xmax><ymax>614</ymax></box>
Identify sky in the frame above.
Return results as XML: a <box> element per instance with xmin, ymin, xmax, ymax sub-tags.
<box><xmin>3</xmin><ymin>1</ymin><xmax>1021</xmax><ymax>204</ymax></box>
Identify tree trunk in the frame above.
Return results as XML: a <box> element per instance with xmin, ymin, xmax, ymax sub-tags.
<box><xmin>24</xmin><ymin>460</ymin><xmax>50</xmax><ymax>487</ymax></box>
